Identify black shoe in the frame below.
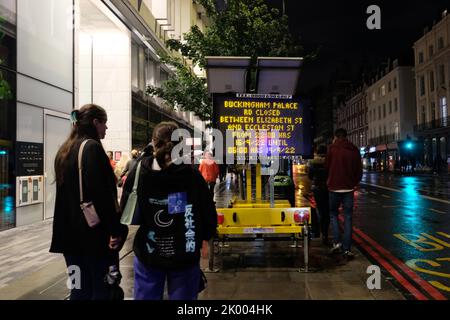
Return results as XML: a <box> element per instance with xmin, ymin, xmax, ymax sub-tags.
<box><xmin>330</xmin><ymin>243</ymin><xmax>342</xmax><ymax>254</ymax></box>
<box><xmin>343</xmin><ymin>250</ymin><xmax>355</xmax><ymax>261</ymax></box>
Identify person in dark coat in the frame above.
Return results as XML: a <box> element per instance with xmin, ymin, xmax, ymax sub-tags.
<box><xmin>326</xmin><ymin>128</ymin><xmax>362</xmax><ymax>260</ymax></box>
<box><xmin>50</xmin><ymin>104</ymin><xmax>127</xmax><ymax>300</ymax></box>
<box><xmin>120</xmin><ymin>149</ymin><xmax>139</xmax><ymax>178</ymax></box>
<box><xmin>120</xmin><ymin>121</ymin><xmax>217</xmax><ymax>300</ymax></box>
<box><xmin>307</xmin><ymin>145</ymin><xmax>330</xmax><ymax>246</ymax></box>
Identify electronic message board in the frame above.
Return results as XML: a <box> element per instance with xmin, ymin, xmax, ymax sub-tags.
<box><xmin>213</xmin><ymin>94</ymin><xmax>312</xmax><ymax>159</ymax></box>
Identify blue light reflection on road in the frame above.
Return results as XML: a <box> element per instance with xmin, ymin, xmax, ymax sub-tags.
<box><xmin>399</xmin><ymin>176</ymin><xmax>426</xmax><ymax>231</ymax></box>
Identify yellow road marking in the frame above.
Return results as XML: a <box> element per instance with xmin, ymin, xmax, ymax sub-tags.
<box><xmin>406</xmin><ymin>259</ymin><xmax>450</xmax><ymax>278</ymax></box>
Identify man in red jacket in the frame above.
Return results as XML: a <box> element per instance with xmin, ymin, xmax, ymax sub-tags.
<box><xmin>326</xmin><ymin>128</ymin><xmax>362</xmax><ymax>260</ymax></box>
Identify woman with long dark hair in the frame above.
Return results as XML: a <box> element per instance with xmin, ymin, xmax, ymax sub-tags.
<box><xmin>50</xmin><ymin>104</ymin><xmax>126</xmax><ymax>300</ymax></box>
<box><xmin>121</xmin><ymin>121</ymin><xmax>217</xmax><ymax>300</ymax></box>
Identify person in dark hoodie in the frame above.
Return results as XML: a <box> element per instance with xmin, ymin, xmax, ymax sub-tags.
<box><xmin>120</xmin><ymin>121</ymin><xmax>217</xmax><ymax>300</ymax></box>
<box><xmin>307</xmin><ymin>145</ymin><xmax>330</xmax><ymax>246</ymax></box>
<box><xmin>326</xmin><ymin>128</ymin><xmax>362</xmax><ymax>260</ymax></box>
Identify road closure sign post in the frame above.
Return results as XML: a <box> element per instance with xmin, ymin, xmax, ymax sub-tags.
<box><xmin>213</xmin><ymin>93</ymin><xmax>312</xmax><ymax>163</ymax></box>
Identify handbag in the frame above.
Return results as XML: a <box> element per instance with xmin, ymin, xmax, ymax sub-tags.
<box><xmin>120</xmin><ymin>161</ymin><xmax>142</xmax><ymax>225</ymax></box>
<box><xmin>78</xmin><ymin>140</ymin><xmax>101</xmax><ymax>227</ymax></box>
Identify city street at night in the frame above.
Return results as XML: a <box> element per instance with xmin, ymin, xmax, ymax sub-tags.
<box><xmin>353</xmin><ymin>172</ymin><xmax>450</xmax><ymax>299</ymax></box>
<box><xmin>1</xmin><ymin>0</ymin><xmax>450</xmax><ymax>312</ymax></box>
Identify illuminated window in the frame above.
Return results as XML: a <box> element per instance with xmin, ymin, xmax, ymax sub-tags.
<box><xmin>440</xmin><ymin>97</ymin><xmax>448</xmax><ymax>126</ymax></box>
<box><xmin>394</xmin><ymin>122</ymin><xmax>399</xmax><ymax>140</ymax></box>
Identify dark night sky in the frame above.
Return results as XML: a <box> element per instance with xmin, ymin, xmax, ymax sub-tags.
<box><xmin>266</xmin><ymin>0</ymin><xmax>449</xmax><ymax>95</ymax></box>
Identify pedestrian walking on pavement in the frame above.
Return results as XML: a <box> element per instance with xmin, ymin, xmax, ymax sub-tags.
<box><xmin>307</xmin><ymin>145</ymin><xmax>330</xmax><ymax>246</ymax></box>
<box><xmin>121</xmin><ymin>149</ymin><xmax>139</xmax><ymax>178</ymax></box>
<box><xmin>326</xmin><ymin>128</ymin><xmax>362</xmax><ymax>260</ymax></box>
<box><xmin>50</xmin><ymin>104</ymin><xmax>128</xmax><ymax>300</ymax></box>
<box><xmin>115</xmin><ymin>153</ymin><xmax>130</xmax><ymax>183</ymax></box>
<box><xmin>118</xmin><ymin>149</ymin><xmax>139</xmax><ymax>187</ymax></box>
<box><xmin>120</xmin><ymin>121</ymin><xmax>217</xmax><ymax>300</ymax></box>
<box><xmin>199</xmin><ymin>151</ymin><xmax>220</xmax><ymax>199</ymax></box>
<box><xmin>107</xmin><ymin>151</ymin><xmax>116</xmax><ymax>171</ymax></box>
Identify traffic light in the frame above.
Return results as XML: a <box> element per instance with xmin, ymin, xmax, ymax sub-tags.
<box><xmin>405</xmin><ymin>142</ymin><xmax>413</xmax><ymax>150</ymax></box>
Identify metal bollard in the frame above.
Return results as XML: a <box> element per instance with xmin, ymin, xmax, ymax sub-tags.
<box><xmin>298</xmin><ymin>224</ymin><xmax>312</xmax><ymax>273</ymax></box>
<box><xmin>205</xmin><ymin>238</ymin><xmax>219</xmax><ymax>273</ymax></box>
<box><xmin>303</xmin><ymin>225</ymin><xmax>309</xmax><ymax>272</ymax></box>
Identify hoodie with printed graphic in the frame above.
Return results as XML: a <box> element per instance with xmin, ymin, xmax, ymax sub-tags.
<box><xmin>121</xmin><ymin>156</ymin><xmax>217</xmax><ymax>270</ymax></box>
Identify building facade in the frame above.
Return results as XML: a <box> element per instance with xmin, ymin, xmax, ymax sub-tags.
<box><xmin>413</xmin><ymin>10</ymin><xmax>450</xmax><ymax>172</ymax></box>
<box><xmin>335</xmin><ymin>86</ymin><xmax>368</xmax><ymax>167</ymax></box>
<box><xmin>0</xmin><ymin>0</ymin><xmax>209</xmax><ymax>231</ymax></box>
<box><xmin>366</xmin><ymin>61</ymin><xmax>417</xmax><ymax>172</ymax></box>
<box><xmin>337</xmin><ymin>86</ymin><xmax>368</xmax><ymax>148</ymax></box>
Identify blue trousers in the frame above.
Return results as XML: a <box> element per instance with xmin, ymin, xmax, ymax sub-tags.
<box><xmin>329</xmin><ymin>191</ymin><xmax>354</xmax><ymax>252</ymax></box>
<box><xmin>134</xmin><ymin>256</ymin><xmax>200</xmax><ymax>300</ymax></box>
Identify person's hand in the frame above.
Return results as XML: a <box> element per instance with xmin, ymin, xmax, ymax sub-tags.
<box><xmin>109</xmin><ymin>236</ymin><xmax>122</xmax><ymax>250</ymax></box>
<box><xmin>201</xmin><ymin>240</ymin><xmax>209</xmax><ymax>258</ymax></box>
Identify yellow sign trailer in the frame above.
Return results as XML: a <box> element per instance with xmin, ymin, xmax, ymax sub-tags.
<box><xmin>207</xmin><ymin>164</ymin><xmax>312</xmax><ymax>272</ymax></box>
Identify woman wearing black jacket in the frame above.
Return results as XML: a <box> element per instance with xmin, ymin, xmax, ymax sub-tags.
<box><xmin>120</xmin><ymin>121</ymin><xmax>217</xmax><ymax>300</ymax></box>
<box><xmin>50</xmin><ymin>104</ymin><xmax>127</xmax><ymax>300</ymax></box>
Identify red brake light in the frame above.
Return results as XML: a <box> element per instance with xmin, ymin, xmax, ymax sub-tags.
<box><xmin>294</xmin><ymin>210</ymin><xmax>309</xmax><ymax>224</ymax></box>
<box><xmin>217</xmin><ymin>212</ymin><xmax>224</xmax><ymax>225</ymax></box>
<box><xmin>294</xmin><ymin>210</ymin><xmax>301</xmax><ymax>223</ymax></box>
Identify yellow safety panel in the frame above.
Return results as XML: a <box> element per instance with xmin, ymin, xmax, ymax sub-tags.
<box><xmin>217</xmin><ymin>225</ymin><xmax>302</xmax><ymax>235</ymax></box>
<box><xmin>216</xmin><ymin>207</ymin><xmax>311</xmax><ymax>227</ymax></box>
<box><xmin>232</xmin><ymin>200</ymin><xmax>291</xmax><ymax>208</ymax></box>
